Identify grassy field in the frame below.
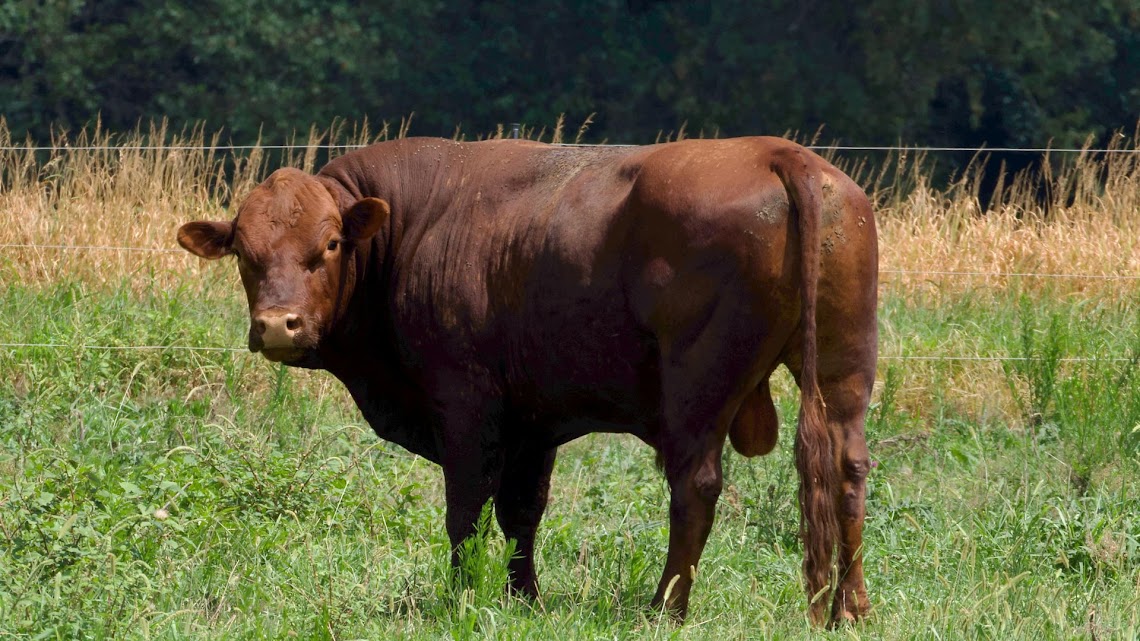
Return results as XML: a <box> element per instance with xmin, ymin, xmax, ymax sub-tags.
<box><xmin>1</xmin><ymin>125</ymin><xmax>1139</xmax><ymax>639</ymax></box>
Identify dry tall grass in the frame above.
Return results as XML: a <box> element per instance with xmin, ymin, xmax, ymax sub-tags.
<box><xmin>845</xmin><ymin>141</ymin><xmax>1140</xmax><ymax>299</ymax></box>
<box><xmin>0</xmin><ymin>120</ymin><xmax>390</xmax><ymax>286</ymax></box>
<box><xmin>2</xmin><ymin>121</ymin><xmax>1138</xmax><ymax>297</ymax></box>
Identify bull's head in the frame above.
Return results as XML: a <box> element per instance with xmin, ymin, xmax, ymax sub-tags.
<box><xmin>177</xmin><ymin>168</ymin><xmax>388</xmax><ymax>364</ymax></box>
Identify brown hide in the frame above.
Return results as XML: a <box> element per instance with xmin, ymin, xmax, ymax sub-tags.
<box><xmin>177</xmin><ymin>136</ymin><xmax>878</xmax><ymax>625</ymax></box>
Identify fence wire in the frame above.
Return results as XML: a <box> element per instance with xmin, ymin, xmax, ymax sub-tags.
<box><xmin>3</xmin><ymin>242</ymin><xmax>1138</xmax><ymax>282</ymax></box>
<box><xmin>0</xmin><ymin>342</ymin><xmax>1133</xmax><ymax>363</ymax></box>
<box><xmin>879</xmin><ymin>268</ymin><xmax>1140</xmax><ymax>280</ymax></box>
<box><xmin>0</xmin><ymin>243</ymin><xmax>184</xmax><ymax>254</ymax></box>
<box><xmin>1</xmin><ymin>240</ymin><xmax>1137</xmax><ymax>363</ymax></box>
<box><xmin>0</xmin><ymin>342</ymin><xmax>242</xmax><ymax>352</ymax></box>
<box><xmin>2</xmin><ymin>143</ymin><xmax>1139</xmax><ymax>154</ymax></box>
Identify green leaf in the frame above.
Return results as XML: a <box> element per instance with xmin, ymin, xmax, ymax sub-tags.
<box><xmin>118</xmin><ymin>481</ymin><xmax>143</xmax><ymax>497</ymax></box>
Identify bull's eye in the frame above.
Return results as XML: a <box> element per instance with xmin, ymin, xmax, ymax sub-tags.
<box><xmin>326</xmin><ymin>239</ymin><xmax>339</xmax><ymax>252</ymax></box>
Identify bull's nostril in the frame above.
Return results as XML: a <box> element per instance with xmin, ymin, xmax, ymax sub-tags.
<box><xmin>285</xmin><ymin>315</ymin><xmax>302</xmax><ymax>332</ymax></box>
<box><xmin>254</xmin><ymin>319</ymin><xmax>267</xmax><ymax>335</ymax></box>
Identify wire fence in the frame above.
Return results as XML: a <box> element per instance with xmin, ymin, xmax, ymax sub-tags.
<box><xmin>0</xmin><ymin>342</ymin><xmax>243</xmax><ymax>353</ymax></box>
<box><xmin>3</xmin><ymin>242</ymin><xmax>1138</xmax><ymax>281</ymax></box>
<box><xmin>0</xmin><ymin>342</ymin><xmax>1133</xmax><ymax>364</ymax></box>
<box><xmin>0</xmin><ymin>243</ymin><xmax>184</xmax><ymax>254</ymax></box>
<box><xmin>880</xmin><ymin>269</ymin><xmax>1140</xmax><ymax>281</ymax></box>
<box><xmin>1</xmin><ymin>238</ymin><xmax>1137</xmax><ymax>363</ymax></box>
<box><xmin>2</xmin><ymin>143</ymin><xmax>1138</xmax><ymax>154</ymax></box>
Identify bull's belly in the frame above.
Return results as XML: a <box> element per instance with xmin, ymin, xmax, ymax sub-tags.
<box><xmin>517</xmin><ymin>385</ymin><xmax>658</xmax><ymax>448</ymax></box>
<box><xmin>547</xmin><ymin>416</ymin><xmax>652</xmax><ymax>448</ymax></box>
<box><xmin>504</xmin><ymin>332</ymin><xmax>660</xmax><ymax>446</ymax></box>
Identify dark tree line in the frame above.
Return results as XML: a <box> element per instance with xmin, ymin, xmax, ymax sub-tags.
<box><xmin>2</xmin><ymin>0</ymin><xmax>1139</xmax><ymax>151</ymax></box>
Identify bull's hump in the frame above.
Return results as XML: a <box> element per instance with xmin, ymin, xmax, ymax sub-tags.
<box><xmin>478</xmin><ymin>145</ymin><xmax>638</xmax><ymax>203</ymax></box>
<box><xmin>533</xmin><ymin>145</ymin><xmax>631</xmax><ymax>177</ymax></box>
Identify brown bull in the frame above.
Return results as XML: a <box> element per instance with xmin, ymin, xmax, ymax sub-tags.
<box><xmin>177</xmin><ymin>136</ymin><xmax>877</xmax><ymax>625</ymax></box>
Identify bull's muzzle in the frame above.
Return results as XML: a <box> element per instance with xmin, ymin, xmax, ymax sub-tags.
<box><xmin>253</xmin><ymin>311</ymin><xmax>303</xmax><ymax>350</ymax></box>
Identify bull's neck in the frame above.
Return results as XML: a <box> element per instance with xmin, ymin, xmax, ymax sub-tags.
<box><xmin>313</xmin><ymin>139</ymin><xmax>463</xmax><ymax>373</ymax></box>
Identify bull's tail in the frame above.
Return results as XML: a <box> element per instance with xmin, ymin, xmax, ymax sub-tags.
<box><xmin>772</xmin><ymin>148</ymin><xmax>839</xmax><ymax>625</ymax></box>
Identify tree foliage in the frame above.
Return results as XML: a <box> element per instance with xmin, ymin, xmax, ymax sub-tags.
<box><xmin>1</xmin><ymin>0</ymin><xmax>1138</xmax><ymax>147</ymax></box>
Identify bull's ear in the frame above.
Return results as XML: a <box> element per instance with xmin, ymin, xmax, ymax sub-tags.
<box><xmin>342</xmin><ymin>198</ymin><xmax>390</xmax><ymax>243</ymax></box>
<box><xmin>177</xmin><ymin>221</ymin><xmax>233</xmax><ymax>259</ymax></box>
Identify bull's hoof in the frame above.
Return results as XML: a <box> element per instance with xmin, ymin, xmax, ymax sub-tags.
<box><xmin>647</xmin><ymin>596</ymin><xmax>688</xmax><ymax>623</ymax></box>
<box><xmin>829</xmin><ymin>608</ymin><xmax>858</xmax><ymax>628</ymax></box>
<box><xmin>829</xmin><ymin>591</ymin><xmax>870</xmax><ymax>628</ymax></box>
<box><xmin>646</xmin><ymin>604</ymin><xmax>686</xmax><ymax>624</ymax></box>
<box><xmin>505</xmin><ymin>580</ymin><xmax>540</xmax><ymax>602</ymax></box>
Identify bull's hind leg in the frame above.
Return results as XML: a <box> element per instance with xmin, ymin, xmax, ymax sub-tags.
<box><xmin>821</xmin><ymin>367</ymin><xmax>874</xmax><ymax>623</ymax></box>
<box><xmin>647</xmin><ymin>302</ymin><xmax>788</xmax><ymax>619</ymax></box>
<box><xmin>785</xmin><ymin>335</ymin><xmax>876</xmax><ymax>624</ymax></box>
<box><xmin>494</xmin><ymin>442</ymin><xmax>557</xmax><ymax>599</ymax></box>
<box><xmin>650</xmin><ymin>428</ymin><xmax>726</xmax><ymax>619</ymax></box>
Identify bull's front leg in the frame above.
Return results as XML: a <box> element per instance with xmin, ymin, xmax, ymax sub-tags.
<box><xmin>435</xmin><ymin>382</ymin><xmax>507</xmax><ymax>583</ymax></box>
<box><xmin>494</xmin><ymin>441</ymin><xmax>557</xmax><ymax>599</ymax></box>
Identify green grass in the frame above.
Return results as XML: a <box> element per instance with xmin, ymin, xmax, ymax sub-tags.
<box><xmin>1</xmin><ymin>281</ymin><xmax>1139</xmax><ymax>639</ymax></box>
